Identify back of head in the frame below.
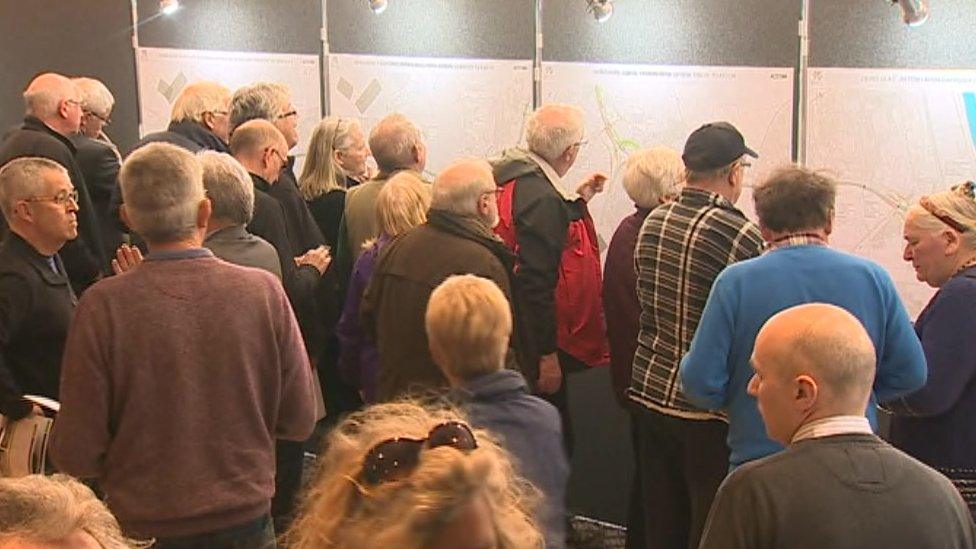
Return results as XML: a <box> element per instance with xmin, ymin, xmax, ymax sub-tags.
<box><xmin>426</xmin><ymin>275</ymin><xmax>512</xmax><ymax>381</ymax></box>
<box><xmin>285</xmin><ymin>400</ymin><xmax>540</xmax><ymax>549</ymax></box>
<box><xmin>621</xmin><ymin>147</ymin><xmax>684</xmax><ymax>209</ymax></box>
<box><xmin>430</xmin><ymin>158</ymin><xmax>494</xmax><ymax>216</ymax></box>
<box><xmin>199</xmin><ymin>151</ymin><xmax>254</xmax><ymax>225</ymax></box>
<box><xmin>0</xmin><ymin>157</ymin><xmax>68</xmax><ymax>219</ymax></box>
<box><xmin>229</xmin><ymin>82</ymin><xmax>290</xmax><ymax>132</ymax></box>
<box><xmin>761</xmin><ymin>303</ymin><xmax>877</xmax><ymax>412</ymax></box>
<box><xmin>753</xmin><ymin>166</ymin><xmax>836</xmax><ymax>233</ymax></box>
<box><xmin>120</xmin><ymin>142</ymin><xmax>204</xmax><ymax>244</ymax></box>
<box><xmin>374</xmin><ymin>171</ymin><xmax>430</xmax><ymax>237</ymax></box>
<box><xmin>299</xmin><ymin>116</ymin><xmax>363</xmax><ymax>200</ymax></box>
<box><xmin>682</xmin><ymin>121</ymin><xmax>756</xmax><ymax>185</ymax></box>
<box><xmin>906</xmin><ymin>181</ymin><xmax>976</xmax><ymax>251</ymax></box>
<box><xmin>23</xmin><ymin>73</ymin><xmax>81</xmax><ymax>129</ymax></box>
<box><xmin>73</xmin><ymin>77</ymin><xmax>115</xmax><ymax>118</ymax></box>
<box><xmin>170</xmin><ymin>81</ymin><xmax>231</xmax><ymax>125</ymax></box>
<box><xmin>523</xmin><ymin>103</ymin><xmax>585</xmax><ymax>164</ymax></box>
<box><xmin>368</xmin><ymin>113</ymin><xmax>423</xmax><ymax>174</ymax></box>
<box><xmin>229</xmin><ymin>119</ymin><xmax>287</xmax><ymax>160</ymax></box>
<box><xmin>0</xmin><ymin>474</ymin><xmax>138</xmax><ymax>549</ymax></box>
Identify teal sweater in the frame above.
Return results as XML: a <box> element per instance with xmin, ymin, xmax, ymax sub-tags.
<box><xmin>679</xmin><ymin>244</ymin><xmax>927</xmax><ymax>467</ymax></box>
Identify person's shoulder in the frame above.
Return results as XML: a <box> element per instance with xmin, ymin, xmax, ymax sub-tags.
<box><xmin>940</xmin><ymin>269</ymin><xmax>976</xmax><ymax>298</ymax></box>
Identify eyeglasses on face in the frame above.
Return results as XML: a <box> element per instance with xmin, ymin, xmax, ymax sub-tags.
<box><xmin>84</xmin><ymin>110</ymin><xmax>111</xmax><ymax>125</ymax></box>
<box><xmin>359</xmin><ymin>421</ymin><xmax>478</xmax><ymax>486</ymax></box>
<box><xmin>278</xmin><ymin>109</ymin><xmax>298</xmax><ymax>120</ymax></box>
<box><xmin>24</xmin><ymin>188</ymin><xmax>79</xmax><ymax>207</ymax></box>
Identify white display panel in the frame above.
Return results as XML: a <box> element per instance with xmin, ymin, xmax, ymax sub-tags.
<box><xmin>135</xmin><ymin>47</ymin><xmax>322</xmax><ymax>156</ymax></box>
<box><xmin>541</xmin><ymin>62</ymin><xmax>794</xmax><ymax>254</ymax></box>
<box><xmin>807</xmin><ymin>67</ymin><xmax>976</xmax><ymax>314</ymax></box>
<box><xmin>327</xmin><ymin>53</ymin><xmax>534</xmax><ymax>175</ymax></box>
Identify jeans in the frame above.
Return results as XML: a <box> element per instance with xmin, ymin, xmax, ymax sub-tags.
<box><xmin>151</xmin><ymin>514</ymin><xmax>275</xmax><ymax>549</ymax></box>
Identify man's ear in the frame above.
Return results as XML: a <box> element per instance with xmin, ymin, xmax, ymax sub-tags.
<box><xmin>201</xmin><ymin>111</ymin><xmax>216</xmax><ymax>132</ymax></box>
<box><xmin>197</xmin><ymin>197</ymin><xmax>212</xmax><ymax>229</ymax></box>
<box><xmin>794</xmin><ymin>374</ymin><xmax>819</xmax><ymax>412</ymax></box>
<box><xmin>120</xmin><ymin>203</ymin><xmax>134</xmax><ymax>231</ymax></box>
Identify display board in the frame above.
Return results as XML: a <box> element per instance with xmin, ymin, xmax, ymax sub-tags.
<box><xmin>542</xmin><ymin>61</ymin><xmax>794</xmax><ymax>252</ymax></box>
<box><xmin>327</xmin><ymin>53</ymin><xmax>534</xmax><ymax>174</ymax></box>
<box><xmin>806</xmin><ymin>67</ymin><xmax>976</xmax><ymax>314</ymax></box>
<box><xmin>135</xmin><ymin>47</ymin><xmax>322</xmax><ymax>155</ymax></box>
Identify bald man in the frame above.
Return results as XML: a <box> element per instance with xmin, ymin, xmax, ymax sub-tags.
<box><xmin>699</xmin><ymin>304</ymin><xmax>975</xmax><ymax>549</ymax></box>
<box><xmin>361</xmin><ymin>158</ymin><xmax>525</xmax><ymax>401</ymax></box>
<box><xmin>0</xmin><ymin>73</ymin><xmax>106</xmax><ymax>292</ymax></box>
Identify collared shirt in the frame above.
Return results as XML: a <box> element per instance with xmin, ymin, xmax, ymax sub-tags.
<box><xmin>629</xmin><ymin>186</ymin><xmax>763</xmax><ymax>420</ymax></box>
<box><xmin>764</xmin><ymin>232</ymin><xmax>827</xmax><ymax>253</ymax></box>
<box><xmin>523</xmin><ymin>150</ymin><xmax>580</xmax><ymax>201</ymax></box>
<box><xmin>144</xmin><ymin>247</ymin><xmax>213</xmax><ymax>262</ymax></box>
<box><xmin>791</xmin><ymin>415</ymin><xmax>873</xmax><ymax>444</ymax></box>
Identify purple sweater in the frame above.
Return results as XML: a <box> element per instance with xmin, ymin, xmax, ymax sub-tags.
<box><xmin>50</xmin><ymin>250</ymin><xmax>316</xmax><ymax>539</ymax></box>
<box><xmin>337</xmin><ymin>235</ymin><xmax>389</xmax><ymax>403</ymax></box>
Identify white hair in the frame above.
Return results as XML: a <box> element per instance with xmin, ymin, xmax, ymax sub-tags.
<box><xmin>199</xmin><ymin>151</ymin><xmax>254</xmax><ymax>225</ymax></box>
<box><xmin>907</xmin><ymin>183</ymin><xmax>976</xmax><ymax>250</ymax></box>
<box><xmin>73</xmin><ymin>77</ymin><xmax>115</xmax><ymax>117</ymax></box>
<box><xmin>170</xmin><ymin>81</ymin><xmax>231</xmax><ymax>125</ymax></box>
<box><xmin>120</xmin><ymin>142</ymin><xmax>205</xmax><ymax>243</ymax></box>
<box><xmin>524</xmin><ymin>103</ymin><xmax>585</xmax><ymax>164</ymax></box>
<box><xmin>230</xmin><ymin>82</ymin><xmax>291</xmax><ymax>132</ymax></box>
<box><xmin>621</xmin><ymin>147</ymin><xmax>685</xmax><ymax>209</ymax></box>
<box><xmin>0</xmin><ymin>157</ymin><xmax>68</xmax><ymax>218</ymax></box>
<box><xmin>23</xmin><ymin>73</ymin><xmax>79</xmax><ymax>119</ymax></box>
<box><xmin>368</xmin><ymin>113</ymin><xmax>423</xmax><ymax>173</ymax></box>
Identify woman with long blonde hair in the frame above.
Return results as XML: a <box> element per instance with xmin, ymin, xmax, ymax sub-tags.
<box><xmin>284</xmin><ymin>400</ymin><xmax>542</xmax><ymax>549</ymax></box>
<box><xmin>299</xmin><ymin>116</ymin><xmax>370</xmax><ymax>247</ymax></box>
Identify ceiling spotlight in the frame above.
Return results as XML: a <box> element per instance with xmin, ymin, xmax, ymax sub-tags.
<box><xmin>367</xmin><ymin>0</ymin><xmax>388</xmax><ymax>14</ymax></box>
<box><xmin>892</xmin><ymin>0</ymin><xmax>929</xmax><ymax>27</ymax></box>
<box><xmin>586</xmin><ymin>0</ymin><xmax>614</xmax><ymax>23</ymax></box>
<box><xmin>159</xmin><ymin>0</ymin><xmax>180</xmax><ymax>15</ymax></box>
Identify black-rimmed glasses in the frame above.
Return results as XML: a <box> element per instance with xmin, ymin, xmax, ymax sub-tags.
<box><xmin>84</xmin><ymin>110</ymin><xmax>111</xmax><ymax>125</ymax></box>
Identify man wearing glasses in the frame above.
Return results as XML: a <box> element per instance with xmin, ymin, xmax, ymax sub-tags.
<box><xmin>0</xmin><ymin>73</ymin><xmax>106</xmax><ymax>293</ymax></box>
<box><xmin>0</xmin><ymin>157</ymin><xmax>79</xmax><ymax>421</ymax></box>
<box><xmin>629</xmin><ymin>122</ymin><xmax>764</xmax><ymax>549</ymax></box>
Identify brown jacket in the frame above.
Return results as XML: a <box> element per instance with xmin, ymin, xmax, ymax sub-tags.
<box><xmin>360</xmin><ymin>212</ymin><xmax>516</xmax><ymax>401</ymax></box>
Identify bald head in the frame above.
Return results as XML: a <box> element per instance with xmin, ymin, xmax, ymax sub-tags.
<box><xmin>368</xmin><ymin>113</ymin><xmax>425</xmax><ymax>174</ymax></box>
<box><xmin>229</xmin><ymin>119</ymin><xmax>288</xmax><ymax>183</ymax></box>
<box><xmin>431</xmin><ymin>159</ymin><xmax>496</xmax><ymax>223</ymax></box>
<box><xmin>749</xmin><ymin>303</ymin><xmax>877</xmax><ymax>444</ymax></box>
<box><xmin>23</xmin><ymin>73</ymin><xmax>83</xmax><ymax>135</ymax></box>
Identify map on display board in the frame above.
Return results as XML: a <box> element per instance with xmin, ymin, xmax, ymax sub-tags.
<box><xmin>541</xmin><ymin>62</ymin><xmax>794</xmax><ymax>256</ymax></box>
<box><xmin>135</xmin><ymin>47</ymin><xmax>322</xmax><ymax>156</ymax></box>
<box><xmin>327</xmin><ymin>53</ymin><xmax>534</xmax><ymax>174</ymax></box>
<box><xmin>806</xmin><ymin>67</ymin><xmax>976</xmax><ymax>314</ymax></box>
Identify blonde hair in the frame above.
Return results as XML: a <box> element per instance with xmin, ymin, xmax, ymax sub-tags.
<box><xmin>299</xmin><ymin>117</ymin><xmax>363</xmax><ymax>200</ymax></box>
<box><xmin>906</xmin><ymin>182</ymin><xmax>976</xmax><ymax>250</ymax></box>
<box><xmin>284</xmin><ymin>401</ymin><xmax>541</xmax><ymax>549</ymax></box>
<box><xmin>374</xmin><ymin>171</ymin><xmax>431</xmax><ymax>239</ymax></box>
<box><xmin>0</xmin><ymin>474</ymin><xmax>146</xmax><ymax>548</ymax></box>
<box><xmin>621</xmin><ymin>147</ymin><xmax>684</xmax><ymax>209</ymax></box>
<box><xmin>426</xmin><ymin>275</ymin><xmax>512</xmax><ymax>380</ymax></box>
<box><xmin>170</xmin><ymin>81</ymin><xmax>231</xmax><ymax>125</ymax></box>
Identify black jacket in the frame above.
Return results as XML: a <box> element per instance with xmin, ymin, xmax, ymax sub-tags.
<box><xmin>0</xmin><ymin>117</ymin><xmax>106</xmax><ymax>291</ymax></box>
<box><xmin>0</xmin><ymin>233</ymin><xmax>77</xmax><ymax>419</ymax></box>
<box><xmin>269</xmin><ymin>158</ymin><xmax>325</xmax><ymax>254</ymax></box>
<box><xmin>70</xmin><ymin>134</ymin><xmax>123</xmax><ymax>257</ymax></box>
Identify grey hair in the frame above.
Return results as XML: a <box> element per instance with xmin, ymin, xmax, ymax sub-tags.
<box><xmin>0</xmin><ymin>157</ymin><xmax>69</xmax><ymax>218</ymax></box>
<box><xmin>368</xmin><ymin>113</ymin><xmax>423</xmax><ymax>174</ymax></box>
<box><xmin>430</xmin><ymin>159</ymin><xmax>494</xmax><ymax>216</ymax></box>
<box><xmin>120</xmin><ymin>142</ymin><xmax>205</xmax><ymax>243</ymax></box>
<box><xmin>229</xmin><ymin>82</ymin><xmax>291</xmax><ymax>132</ymax></box>
<box><xmin>170</xmin><ymin>81</ymin><xmax>231</xmax><ymax>125</ymax></box>
<box><xmin>907</xmin><ymin>184</ymin><xmax>976</xmax><ymax>251</ymax></box>
<box><xmin>0</xmin><ymin>474</ymin><xmax>145</xmax><ymax>548</ymax></box>
<box><xmin>622</xmin><ymin>147</ymin><xmax>684</xmax><ymax>209</ymax></box>
<box><xmin>199</xmin><ymin>151</ymin><xmax>254</xmax><ymax>225</ymax></box>
<box><xmin>73</xmin><ymin>77</ymin><xmax>115</xmax><ymax>117</ymax></box>
<box><xmin>524</xmin><ymin>103</ymin><xmax>585</xmax><ymax>164</ymax></box>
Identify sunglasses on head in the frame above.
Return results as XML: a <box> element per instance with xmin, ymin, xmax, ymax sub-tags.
<box><xmin>359</xmin><ymin>421</ymin><xmax>478</xmax><ymax>486</ymax></box>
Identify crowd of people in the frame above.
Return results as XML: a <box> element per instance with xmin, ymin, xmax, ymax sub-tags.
<box><xmin>0</xmin><ymin>71</ymin><xmax>974</xmax><ymax>549</ymax></box>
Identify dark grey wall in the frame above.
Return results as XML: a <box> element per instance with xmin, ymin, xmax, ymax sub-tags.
<box><xmin>810</xmin><ymin>0</ymin><xmax>976</xmax><ymax>69</ymax></box>
<box><xmin>327</xmin><ymin>0</ymin><xmax>535</xmax><ymax>59</ymax></box>
<box><xmin>543</xmin><ymin>0</ymin><xmax>801</xmax><ymax>66</ymax></box>
<box><xmin>0</xmin><ymin>0</ymin><xmax>139</xmax><ymax>149</ymax></box>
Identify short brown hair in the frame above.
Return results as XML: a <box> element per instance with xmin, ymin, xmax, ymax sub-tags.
<box><xmin>753</xmin><ymin>166</ymin><xmax>836</xmax><ymax>233</ymax></box>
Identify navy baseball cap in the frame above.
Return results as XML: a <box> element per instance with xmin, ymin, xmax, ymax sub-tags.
<box><xmin>682</xmin><ymin>122</ymin><xmax>758</xmax><ymax>171</ymax></box>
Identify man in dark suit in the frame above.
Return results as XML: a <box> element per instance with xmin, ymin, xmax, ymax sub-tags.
<box><xmin>0</xmin><ymin>73</ymin><xmax>106</xmax><ymax>292</ymax></box>
<box><xmin>70</xmin><ymin>77</ymin><xmax>123</xmax><ymax>260</ymax></box>
<box><xmin>0</xmin><ymin>157</ymin><xmax>78</xmax><ymax>419</ymax></box>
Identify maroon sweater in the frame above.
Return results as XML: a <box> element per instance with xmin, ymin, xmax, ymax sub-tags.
<box><xmin>50</xmin><ymin>250</ymin><xmax>316</xmax><ymax>539</ymax></box>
